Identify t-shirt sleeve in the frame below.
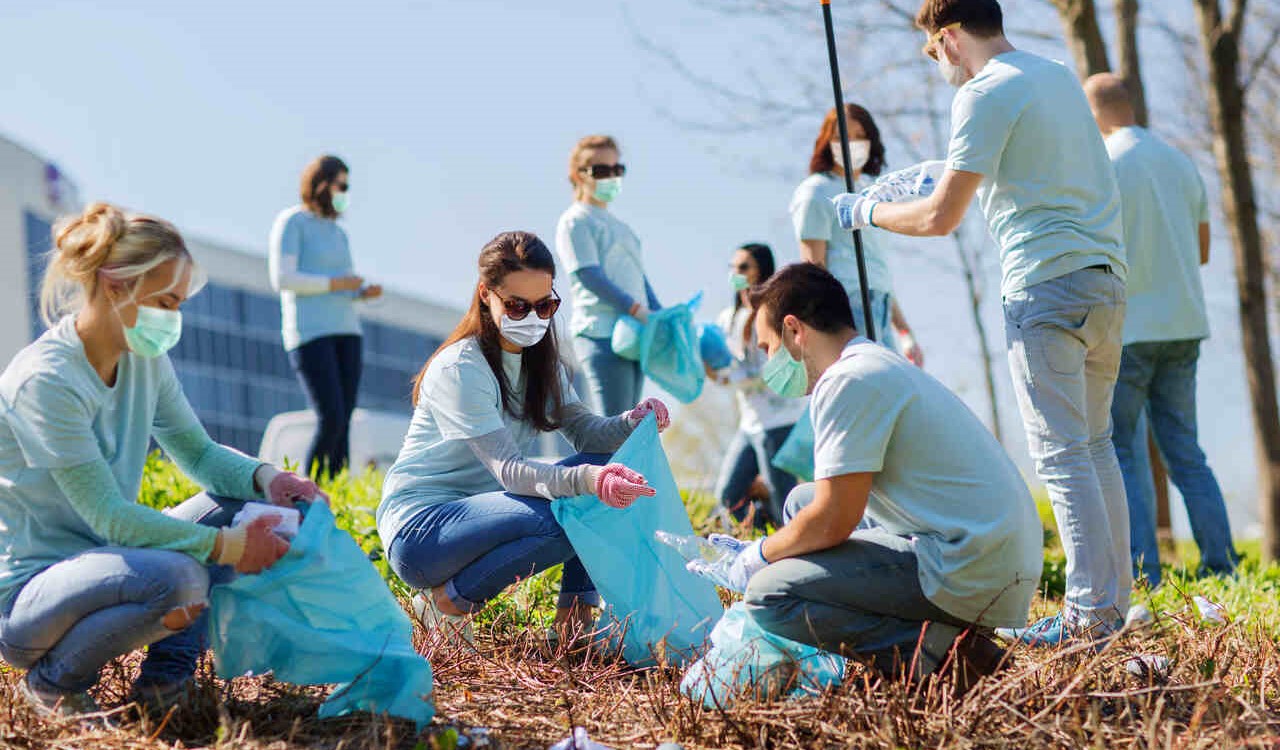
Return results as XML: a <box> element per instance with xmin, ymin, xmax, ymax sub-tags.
<box><xmin>556</xmin><ymin>213</ymin><xmax>600</xmax><ymax>274</ymax></box>
<box><xmin>5</xmin><ymin>374</ymin><xmax>103</xmax><ymax>469</ymax></box>
<box><xmin>152</xmin><ymin>357</ymin><xmax>203</xmax><ymax>437</ymax></box>
<box><xmin>946</xmin><ymin>84</ymin><xmax>1017</xmax><ymax>177</ymax></box>
<box><xmin>791</xmin><ymin>183</ymin><xmax>834</xmax><ymax>242</ymax></box>
<box><xmin>426</xmin><ymin>359</ymin><xmax>506</xmax><ymax>440</ymax></box>
<box><xmin>811</xmin><ymin>372</ymin><xmax>908</xmax><ymax>480</ymax></box>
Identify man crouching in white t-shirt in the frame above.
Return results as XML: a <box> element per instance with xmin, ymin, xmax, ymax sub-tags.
<box><xmin>711</xmin><ymin>263</ymin><xmax>1043</xmax><ymax>690</ymax></box>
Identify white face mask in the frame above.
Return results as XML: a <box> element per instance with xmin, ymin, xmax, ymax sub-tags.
<box><xmin>936</xmin><ymin>42</ymin><xmax>967</xmax><ymax>87</ymax></box>
<box><xmin>499</xmin><ymin>313</ymin><xmax>550</xmax><ymax>348</ymax></box>
<box><xmin>830</xmin><ymin>139</ymin><xmax>871</xmax><ymax>171</ymax></box>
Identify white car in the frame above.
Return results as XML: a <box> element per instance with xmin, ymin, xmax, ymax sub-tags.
<box><xmin>258</xmin><ymin>408</ymin><xmax>411</xmax><ymax>473</ymax></box>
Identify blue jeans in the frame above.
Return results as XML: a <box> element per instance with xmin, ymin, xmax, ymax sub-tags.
<box><xmin>743</xmin><ymin>484</ymin><xmax>970</xmax><ymax>678</ymax></box>
<box><xmin>573</xmin><ymin>335</ymin><xmax>643</xmax><ymax>417</ymax></box>
<box><xmin>849</xmin><ymin>289</ymin><xmax>898</xmax><ymax>352</ymax></box>
<box><xmin>387</xmin><ymin>453</ymin><xmax>608</xmax><ymax>613</ymax></box>
<box><xmin>714</xmin><ymin>425</ymin><xmax>798</xmax><ymax>528</ymax></box>
<box><xmin>1004</xmin><ymin>266</ymin><xmax>1130</xmax><ymax>627</ymax></box>
<box><xmin>0</xmin><ymin>493</ymin><xmax>244</xmax><ymax>694</ymax></box>
<box><xmin>289</xmin><ymin>333</ymin><xmax>363</xmax><ymax>479</ymax></box>
<box><xmin>1111</xmin><ymin>339</ymin><xmax>1237</xmax><ymax>587</ymax></box>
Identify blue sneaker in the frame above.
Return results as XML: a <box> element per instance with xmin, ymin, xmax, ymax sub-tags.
<box><xmin>995</xmin><ymin>612</ymin><xmax>1122</xmax><ymax>649</ymax></box>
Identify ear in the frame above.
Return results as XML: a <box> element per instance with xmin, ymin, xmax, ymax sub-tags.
<box><xmin>781</xmin><ymin>314</ymin><xmax>803</xmax><ymax>341</ymax></box>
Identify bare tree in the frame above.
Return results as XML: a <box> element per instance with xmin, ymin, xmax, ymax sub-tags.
<box><xmin>1114</xmin><ymin>0</ymin><xmax>1149</xmax><ymax>125</ymax></box>
<box><xmin>1048</xmin><ymin>0</ymin><xmax>1112</xmax><ymax>77</ymax></box>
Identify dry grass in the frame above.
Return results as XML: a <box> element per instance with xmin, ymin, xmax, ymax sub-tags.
<box><xmin>2</xmin><ymin>590</ymin><xmax>1278</xmax><ymax>750</ymax></box>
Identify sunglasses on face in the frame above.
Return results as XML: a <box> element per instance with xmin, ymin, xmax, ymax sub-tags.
<box><xmin>334</xmin><ymin>181</ymin><xmax>349</xmax><ymax>192</ymax></box>
<box><xmin>581</xmin><ymin>163</ymin><xmax>627</xmax><ymax>179</ymax></box>
<box><xmin>923</xmin><ymin>22</ymin><xmax>961</xmax><ymax>60</ymax></box>
<box><xmin>732</xmin><ymin>262</ymin><xmax>752</xmax><ymax>273</ymax></box>
<box><xmin>490</xmin><ymin>287</ymin><xmax>562</xmax><ymax>320</ymax></box>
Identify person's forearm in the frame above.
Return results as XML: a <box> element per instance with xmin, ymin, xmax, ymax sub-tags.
<box><xmin>270</xmin><ymin>252</ymin><xmax>334</xmax><ymax>296</ymax></box>
<box><xmin>761</xmin><ymin>502</ymin><xmax>860</xmax><ymax>562</ymax></box>
<box><xmin>890</xmin><ymin>299</ymin><xmax>910</xmax><ymax>332</ymax></box>
<box><xmin>466</xmin><ymin>429</ymin><xmax>596</xmax><ymax>499</ymax></box>
<box><xmin>798</xmin><ymin>239</ymin><xmax>828</xmax><ymax>267</ymax></box>
<box><xmin>156</xmin><ymin>426</ymin><xmax>263</xmax><ymax>500</ymax></box>
<box><xmin>557</xmin><ymin>401</ymin><xmax>633</xmax><ymax>453</ymax></box>
<box><xmin>574</xmin><ymin>266</ymin><xmax>637</xmax><ymax>314</ymax></box>
<box><xmin>869</xmin><ymin>196</ymin><xmax>953</xmax><ymax>237</ymax></box>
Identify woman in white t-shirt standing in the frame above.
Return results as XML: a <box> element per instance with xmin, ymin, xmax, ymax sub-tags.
<box><xmin>709</xmin><ymin>243</ymin><xmax>807</xmax><ymax>529</ymax></box>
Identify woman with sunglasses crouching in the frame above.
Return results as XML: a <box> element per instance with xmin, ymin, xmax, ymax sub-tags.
<box><xmin>555</xmin><ymin>135</ymin><xmax>664</xmax><ymax>416</ymax></box>
<box><xmin>377</xmin><ymin>231</ymin><xmax>672</xmax><ymax>645</ymax></box>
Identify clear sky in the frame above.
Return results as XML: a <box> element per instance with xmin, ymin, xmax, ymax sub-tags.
<box><xmin>0</xmin><ymin>0</ymin><xmax>1261</xmax><ymax>536</ymax></box>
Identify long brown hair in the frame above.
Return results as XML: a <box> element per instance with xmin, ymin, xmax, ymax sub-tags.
<box><xmin>807</xmin><ymin>104</ymin><xmax>886</xmax><ymax>177</ymax></box>
<box><xmin>412</xmin><ymin>231</ymin><xmax>564</xmax><ymax>432</ymax></box>
<box><xmin>300</xmin><ymin>155</ymin><xmax>348</xmax><ymax>219</ymax></box>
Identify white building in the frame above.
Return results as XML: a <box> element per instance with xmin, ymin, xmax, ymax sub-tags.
<box><xmin>0</xmin><ymin>132</ymin><xmax>461</xmax><ymax>455</ymax></box>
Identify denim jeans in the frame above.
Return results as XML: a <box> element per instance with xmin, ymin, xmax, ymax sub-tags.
<box><xmin>743</xmin><ymin>483</ymin><xmax>970</xmax><ymax>678</ymax></box>
<box><xmin>572</xmin><ymin>335</ymin><xmax>644</xmax><ymax>417</ymax></box>
<box><xmin>714</xmin><ymin>425</ymin><xmax>798</xmax><ymax>528</ymax></box>
<box><xmin>849</xmin><ymin>289</ymin><xmax>898</xmax><ymax>352</ymax></box>
<box><xmin>1004</xmin><ymin>266</ymin><xmax>1130</xmax><ymax>626</ymax></box>
<box><xmin>387</xmin><ymin>453</ymin><xmax>608</xmax><ymax>613</ymax></box>
<box><xmin>289</xmin><ymin>333</ymin><xmax>363</xmax><ymax>479</ymax></box>
<box><xmin>0</xmin><ymin>492</ymin><xmax>244</xmax><ymax>694</ymax></box>
<box><xmin>1111</xmin><ymin>339</ymin><xmax>1238</xmax><ymax>587</ymax></box>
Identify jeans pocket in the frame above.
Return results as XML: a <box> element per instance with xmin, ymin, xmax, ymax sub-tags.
<box><xmin>1030</xmin><ymin>318</ymin><xmax>1090</xmax><ymax>376</ymax></box>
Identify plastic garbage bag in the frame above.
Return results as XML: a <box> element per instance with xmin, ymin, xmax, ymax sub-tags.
<box><xmin>771</xmin><ymin>406</ymin><xmax>815</xmax><ymax>483</ymax></box>
<box><xmin>639</xmin><ymin>294</ymin><xmax>706</xmax><ymax>404</ymax></box>
<box><xmin>553</xmin><ymin>415</ymin><xmax>723</xmax><ymax>667</ymax></box>
<box><xmin>611</xmin><ymin>316</ymin><xmax>644</xmax><ymax>362</ymax></box>
<box><xmin>697</xmin><ymin>323</ymin><xmax>733</xmax><ymax>371</ymax></box>
<box><xmin>680</xmin><ymin>602</ymin><xmax>845</xmax><ymax>708</ymax></box>
<box><xmin>549</xmin><ymin>728</ymin><xmax>615</xmax><ymax>750</ymax></box>
<box><xmin>208</xmin><ymin>502</ymin><xmax>435</xmax><ymax>727</ymax></box>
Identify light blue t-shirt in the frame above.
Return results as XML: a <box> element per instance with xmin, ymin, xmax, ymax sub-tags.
<box><xmin>790</xmin><ymin>172</ymin><xmax>894</xmax><ymax>296</ymax></box>
<box><xmin>946</xmin><ymin>51</ymin><xmax>1126</xmax><ymax>295</ymax></box>
<box><xmin>0</xmin><ymin>317</ymin><xmax>205</xmax><ymax>601</ymax></box>
<box><xmin>269</xmin><ymin>206</ymin><xmax>362</xmax><ymax>351</ymax></box>
<box><xmin>377</xmin><ymin>337</ymin><xmax>579</xmax><ymax>544</ymax></box>
<box><xmin>555</xmin><ymin>202</ymin><xmax>649</xmax><ymax>339</ymax></box>
<box><xmin>1105</xmin><ymin>126</ymin><xmax>1211</xmax><ymax>344</ymax></box>
<box><xmin>810</xmin><ymin>339</ymin><xmax>1043</xmax><ymax>627</ymax></box>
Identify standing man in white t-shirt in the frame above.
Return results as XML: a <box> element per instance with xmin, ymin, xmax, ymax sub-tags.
<box><xmin>1084</xmin><ymin>73</ymin><xmax>1239</xmax><ymax>591</ymax></box>
<box><xmin>833</xmin><ymin>0</ymin><xmax>1129</xmax><ymax>647</ymax></box>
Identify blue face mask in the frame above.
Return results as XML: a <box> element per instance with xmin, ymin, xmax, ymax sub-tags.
<box><xmin>331</xmin><ymin>191</ymin><xmax>349</xmax><ymax>213</ymax></box>
<box><xmin>762</xmin><ymin>342</ymin><xmax>809</xmax><ymax>399</ymax></box>
<box><xmin>123</xmin><ymin>304</ymin><xmax>183</xmax><ymax>358</ymax></box>
<box><xmin>729</xmin><ymin>272</ymin><xmax>750</xmax><ymax>292</ymax></box>
<box><xmin>593</xmin><ymin>177</ymin><xmax>622</xmax><ymax>203</ymax></box>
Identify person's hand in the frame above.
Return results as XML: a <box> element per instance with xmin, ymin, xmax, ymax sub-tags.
<box><xmin>831</xmin><ymin>194</ymin><xmax>878</xmax><ymax>230</ymax></box>
<box><xmin>685</xmin><ymin>536</ymin><xmax>768</xmax><ymax>592</ymax></box>
<box><xmin>629</xmin><ymin>302</ymin><xmax>649</xmax><ymax>324</ymax></box>
<box><xmin>267</xmin><ymin>469</ymin><xmax>328</xmax><ymax>507</ymax></box>
<box><xmin>592</xmin><ymin>464</ymin><xmax>656</xmax><ymax>509</ymax></box>
<box><xmin>235</xmin><ymin>515</ymin><xmax>291</xmax><ymax>574</ymax></box>
<box><xmin>723</xmin><ymin>539</ymin><xmax>770</xmax><ymax>591</ymax></box>
<box><xmin>625</xmin><ymin>397</ymin><xmax>671</xmax><ymax>432</ymax></box>
<box><xmin>898</xmin><ymin>330</ymin><xmax>924</xmax><ymax>368</ymax></box>
<box><xmin>358</xmin><ymin>283</ymin><xmax>384</xmax><ymax>300</ymax></box>
<box><xmin>330</xmin><ymin>275</ymin><xmax>364</xmax><ymax>293</ymax></box>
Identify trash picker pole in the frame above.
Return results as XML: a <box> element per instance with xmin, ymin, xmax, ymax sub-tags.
<box><xmin>820</xmin><ymin>0</ymin><xmax>876</xmax><ymax>342</ymax></box>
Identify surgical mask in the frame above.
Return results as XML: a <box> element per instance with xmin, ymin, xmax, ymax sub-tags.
<box><xmin>729</xmin><ymin>272</ymin><xmax>750</xmax><ymax>292</ymax></box>
<box><xmin>830</xmin><ymin>139</ymin><xmax>871</xmax><ymax>172</ymax></box>
<box><xmin>123</xmin><ymin>304</ymin><xmax>183</xmax><ymax>358</ymax></box>
<box><xmin>593</xmin><ymin>177</ymin><xmax>623</xmax><ymax>203</ymax></box>
<box><xmin>331</xmin><ymin>191</ymin><xmax>350</xmax><ymax>213</ymax></box>
<box><xmin>936</xmin><ymin>44</ymin><xmax>966</xmax><ymax>87</ymax></box>
<box><xmin>499</xmin><ymin>313</ymin><xmax>551</xmax><ymax>348</ymax></box>
<box><xmin>762</xmin><ymin>341</ymin><xmax>808</xmax><ymax>399</ymax></box>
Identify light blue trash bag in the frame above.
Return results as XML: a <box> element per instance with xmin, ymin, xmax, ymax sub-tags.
<box><xmin>553</xmin><ymin>415</ymin><xmax>723</xmax><ymax>666</ymax></box>
<box><xmin>208</xmin><ymin>502</ymin><xmax>435</xmax><ymax>727</ymax></box>
<box><xmin>697</xmin><ymin>323</ymin><xmax>733</xmax><ymax>371</ymax></box>
<box><xmin>639</xmin><ymin>294</ymin><xmax>706</xmax><ymax>404</ymax></box>
<box><xmin>681</xmin><ymin>602</ymin><xmax>845</xmax><ymax>708</ymax></box>
<box><xmin>771</xmin><ymin>405</ymin><xmax>815</xmax><ymax>483</ymax></box>
<box><xmin>611</xmin><ymin>316</ymin><xmax>644</xmax><ymax>362</ymax></box>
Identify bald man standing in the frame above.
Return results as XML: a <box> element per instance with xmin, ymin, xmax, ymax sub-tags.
<box><xmin>1084</xmin><ymin>73</ymin><xmax>1239</xmax><ymax>591</ymax></box>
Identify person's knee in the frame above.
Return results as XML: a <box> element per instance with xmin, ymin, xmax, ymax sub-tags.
<box><xmin>147</xmin><ymin>555</ymin><xmax>210</xmax><ymax>627</ymax></box>
<box><xmin>782</xmin><ymin>484</ymin><xmax>816</xmax><ymax>525</ymax></box>
<box><xmin>742</xmin><ymin>562</ymin><xmax>804</xmax><ymax>636</ymax></box>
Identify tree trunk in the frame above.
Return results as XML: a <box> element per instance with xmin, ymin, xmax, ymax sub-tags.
<box><xmin>1114</xmin><ymin>0</ymin><xmax>1149</xmax><ymax>126</ymax></box>
<box><xmin>1194</xmin><ymin>0</ymin><xmax>1280</xmax><ymax>560</ymax></box>
<box><xmin>1051</xmin><ymin>0</ymin><xmax>1112</xmax><ymax>78</ymax></box>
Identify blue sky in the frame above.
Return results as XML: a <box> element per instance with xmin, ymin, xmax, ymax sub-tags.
<box><xmin>0</xmin><ymin>0</ymin><xmax>1261</xmax><ymax>535</ymax></box>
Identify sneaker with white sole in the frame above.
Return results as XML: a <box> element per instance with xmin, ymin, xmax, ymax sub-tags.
<box><xmin>995</xmin><ymin>612</ymin><xmax>1124</xmax><ymax>649</ymax></box>
<box><xmin>19</xmin><ymin>675</ymin><xmax>100</xmax><ymax>720</ymax></box>
<box><xmin>411</xmin><ymin>591</ymin><xmax>474</xmax><ymax>645</ymax></box>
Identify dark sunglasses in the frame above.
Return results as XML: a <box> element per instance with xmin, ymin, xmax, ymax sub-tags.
<box><xmin>333</xmin><ymin>181</ymin><xmax>349</xmax><ymax>192</ymax></box>
<box><xmin>732</xmin><ymin>262</ymin><xmax>752</xmax><ymax>273</ymax></box>
<box><xmin>490</xmin><ymin>288</ymin><xmax>561</xmax><ymax>320</ymax></box>
<box><xmin>580</xmin><ymin>163</ymin><xmax>626</xmax><ymax>179</ymax></box>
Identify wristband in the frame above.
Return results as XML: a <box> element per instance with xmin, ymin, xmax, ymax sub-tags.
<box><xmin>866</xmin><ymin>200</ymin><xmax>879</xmax><ymax>229</ymax></box>
<box><xmin>214</xmin><ymin>527</ymin><xmax>247</xmax><ymax>566</ymax></box>
<box><xmin>757</xmin><ymin>537</ymin><xmax>770</xmax><ymax>564</ymax></box>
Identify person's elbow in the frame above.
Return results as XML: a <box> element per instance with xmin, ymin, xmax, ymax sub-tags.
<box><xmin>921</xmin><ymin>201</ymin><xmax>965</xmax><ymax>236</ymax></box>
<box><xmin>813</xmin><ymin>514</ymin><xmax>859</xmax><ymax>549</ymax></box>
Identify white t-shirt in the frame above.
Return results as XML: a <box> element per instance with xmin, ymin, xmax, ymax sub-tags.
<box><xmin>715</xmin><ymin>306</ymin><xmax>807</xmax><ymax>434</ymax></box>
<box><xmin>811</xmin><ymin>339</ymin><xmax>1043</xmax><ymax>627</ymax></box>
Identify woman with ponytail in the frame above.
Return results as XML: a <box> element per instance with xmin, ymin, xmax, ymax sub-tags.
<box><xmin>378</xmin><ymin>231</ymin><xmax>671</xmax><ymax>644</ymax></box>
<box><xmin>0</xmin><ymin>203</ymin><xmax>322</xmax><ymax>719</ymax></box>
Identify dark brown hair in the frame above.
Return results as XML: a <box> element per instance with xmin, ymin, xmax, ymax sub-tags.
<box><xmin>807</xmin><ymin>104</ymin><xmax>886</xmax><ymax>177</ymax></box>
<box><xmin>749</xmin><ymin>263</ymin><xmax>855</xmax><ymax>336</ymax></box>
<box><xmin>915</xmin><ymin>0</ymin><xmax>1004</xmax><ymax>36</ymax></box>
<box><xmin>412</xmin><ymin>232</ymin><xmax>565</xmax><ymax>432</ymax></box>
<box><xmin>300</xmin><ymin>155</ymin><xmax>349</xmax><ymax>219</ymax></box>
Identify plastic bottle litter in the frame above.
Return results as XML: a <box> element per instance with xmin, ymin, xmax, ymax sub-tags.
<box><xmin>1124</xmin><ymin>654</ymin><xmax>1172</xmax><ymax>680</ymax></box>
<box><xmin>1125</xmin><ymin>603</ymin><xmax>1154</xmax><ymax>628</ymax></box>
<box><xmin>860</xmin><ymin>160</ymin><xmax>947</xmax><ymax>203</ymax></box>
<box><xmin>231</xmin><ymin>502</ymin><xmax>301</xmax><ymax>539</ymax></box>
<box><xmin>1194</xmin><ymin>596</ymin><xmax>1227</xmax><ymax>625</ymax></box>
<box><xmin>654</xmin><ymin>530</ymin><xmax>738</xmax><ymax>590</ymax></box>
<box><xmin>549</xmin><ymin>727</ymin><xmax>613</xmax><ymax>750</ymax></box>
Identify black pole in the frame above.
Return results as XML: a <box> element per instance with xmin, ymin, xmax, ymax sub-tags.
<box><xmin>820</xmin><ymin>0</ymin><xmax>876</xmax><ymax>342</ymax></box>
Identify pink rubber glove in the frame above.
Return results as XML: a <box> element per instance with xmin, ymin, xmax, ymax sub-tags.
<box><xmin>266</xmin><ymin>470</ymin><xmax>328</xmax><ymax>507</ymax></box>
<box><xmin>625</xmin><ymin>397</ymin><xmax>671</xmax><ymax>432</ymax></box>
<box><xmin>594</xmin><ymin>464</ymin><xmax>656</xmax><ymax>509</ymax></box>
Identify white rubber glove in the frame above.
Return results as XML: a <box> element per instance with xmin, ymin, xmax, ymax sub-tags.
<box><xmin>832</xmin><ymin>194</ymin><xmax>878</xmax><ymax>230</ymax></box>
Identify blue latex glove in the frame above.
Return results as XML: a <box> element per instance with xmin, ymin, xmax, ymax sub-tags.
<box><xmin>831</xmin><ymin>193</ymin><xmax>878</xmax><ymax>230</ymax></box>
<box><xmin>686</xmin><ymin>536</ymin><xmax>769</xmax><ymax>593</ymax></box>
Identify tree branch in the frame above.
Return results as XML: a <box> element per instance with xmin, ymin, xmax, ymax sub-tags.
<box><xmin>1243</xmin><ymin>21</ymin><xmax>1280</xmax><ymax>90</ymax></box>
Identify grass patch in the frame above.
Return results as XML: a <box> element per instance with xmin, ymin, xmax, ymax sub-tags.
<box><xmin>2</xmin><ymin>454</ymin><xmax>1278</xmax><ymax>748</ymax></box>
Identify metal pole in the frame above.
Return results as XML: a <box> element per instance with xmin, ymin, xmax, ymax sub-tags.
<box><xmin>820</xmin><ymin>0</ymin><xmax>876</xmax><ymax>341</ymax></box>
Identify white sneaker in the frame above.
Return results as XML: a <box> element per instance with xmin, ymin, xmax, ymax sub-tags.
<box><xmin>411</xmin><ymin>591</ymin><xmax>474</xmax><ymax>646</ymax></box>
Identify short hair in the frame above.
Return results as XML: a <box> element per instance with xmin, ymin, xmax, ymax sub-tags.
<box><xmin>915</xmin><ymin>0</ymin><xmax>1004</xmax><ymax>37</ymax></box>
<box><xmin>1084</xmin><ymin>73</ymin><xmax>1135</xmax><ymax>116</ymax></box>
<box><xmin>749</xmin><ymin>263</ymin><xmax>855</xmax><ymax>336</ymax></box>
